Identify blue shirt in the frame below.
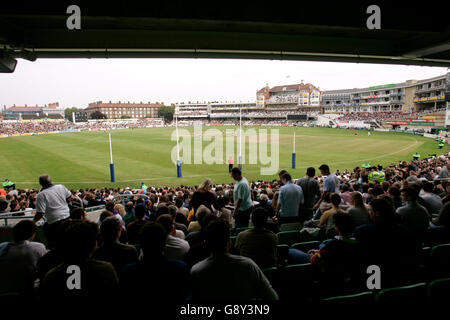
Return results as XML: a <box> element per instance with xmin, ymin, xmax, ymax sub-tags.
<box><xmin>324</xmin><ymin>174</ymin><xmax>339</xmax><ymax>193</ymax></box>
<box><xmin>234</xmin><ymin>177</ymin><xmax>253</xmax><ymax>211</ymax></box>
<box><xmin>279</xmin><ymin>181</ymin><xmax>304</xmax><ymax>218</ymax></box>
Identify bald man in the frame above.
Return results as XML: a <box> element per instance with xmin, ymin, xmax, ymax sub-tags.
<box><xmin>34</xmin><ymin>174</ymin><xmax>74</xmax><ymax>248</ymax></box>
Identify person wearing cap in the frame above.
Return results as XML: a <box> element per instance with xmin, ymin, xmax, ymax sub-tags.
<box><xmin>141</xmin><ymin>182</ymin><xmax>148</xmax><ymax>192</ymax></box>
<box><xmin>413</xmin><ymin>152</ymin><xmax>420</xmax><ymax>161</ymax></box>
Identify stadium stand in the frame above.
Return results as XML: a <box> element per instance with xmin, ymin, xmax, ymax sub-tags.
<box><xmin>1</xmin><ymin>151</ymin><xmax>450</xmax><ymax>304</ymax></box>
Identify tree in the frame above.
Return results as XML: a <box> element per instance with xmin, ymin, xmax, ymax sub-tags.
<box><xmin>64</xmin><ymin>107</ymin><xmax>80</xmax><ymax>122</ymax></box>
<box><xmin>90</xmin><ymin>111</ymin><xmax>107</xmax><ymax>119</ymax></box>
<box><xmin>158</xmin><ymin>106</ymin><xmax>175</xmax><ymax>122</ymax></box>
<box><xmin>121</xmin><ymin>115</ymin><xmax>131</xmax><ymax>119</ymax></box>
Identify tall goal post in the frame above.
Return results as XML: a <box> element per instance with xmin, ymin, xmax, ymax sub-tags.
<box><xmin>292</xmin><ymin>131</ymin><xmax>296</xmax><ymax>169</ymax></box>
<box><xmin>109</xmin><ymin>132</ymin><xmax>115</xmax><ymax>182</ymax></box>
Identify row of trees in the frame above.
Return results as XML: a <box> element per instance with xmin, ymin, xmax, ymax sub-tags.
<box><xmin>64</xmin><ymin>106</ymin><xmax>175</xmax><ymax>122</ymax></box>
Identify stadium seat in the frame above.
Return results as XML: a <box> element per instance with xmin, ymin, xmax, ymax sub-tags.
<box><xmin>429</xmin><ymin>243</ymin><xmax>450</xmax><ymax>279</ymax></box>
<box><xmin>322</xmin><ymin>291</ymin><xmax>374</xmax><ymax>305</ymax></box>
<box><xmin>427</xmin><ymin>277</ymin><xmax>450</xmax><ymax>302</ymax></box>
<box><xmin>0</xmin><ymin>227</ymin><xmax>13</xmax><ymax>243</ymax></box>
<box><xmin>291</xmin><ymin>241</ymin><xmax>320</xmax><ymax>253</ymax></box>
<box><xmin>376</xmin><ymin>282</ymin><xmax>427</xmax><ymax>304</ymax></box>
<box><xmin>277</xmin><ymin>230</ymin><xmax>301</xmax><ymax>246</ymax></box>
<box><xmin>276</xmin><ymin>244</ymin><xmax>289</xmax><ymax>266</ymax></box>
<box><xmin>278</xmin><ymin>263</ymin><xmax>315</xmax><ymax>301</ymax></box>
<box><xmin>230</xmin><ymin>227</ymin><xmax>251</xmax><ymax>236</ymax></box>
<box><xmin>262</xmin><ymin>267</ymin><xmax>278</xmax><ymax>286</ymax></box>
<box><xmin>279</xmin><ymin>222</ymin><xmax>302</xmax><ymax>232</ymax></box>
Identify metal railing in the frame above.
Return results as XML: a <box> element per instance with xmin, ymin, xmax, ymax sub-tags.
<box><xmin>0</xmin><ymin>204</ymin><xmax>105</xmax><ymax>226</ymax></box>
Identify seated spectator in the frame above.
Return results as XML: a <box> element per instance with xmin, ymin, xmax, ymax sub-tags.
<box><xmin>175</xmin><ymin>196</ymin><xmax>189</xmax><ymax>218</ymax></box>
<box><xmin>319</xmin><ymin>193</ymin><xmax>345</xmax><ymax>236</ymax></box>
<box><xmin>119</xmin><ymin>222</ymin><xmax>189</xmax><ymax>302</ymax></box>
<box><xmin>123</xmin><ymin>201</ymin><xmax>136</xmax><ymax>226</ymax></box>
<box><xmin>92</xmin><ymin>216</ymin><xmax>138</xmax><ymax>273</ymax></box>
<box><xmin>190</xmin><ymin>219</ymin><xmax>278</xmax><ymax>300</ymax></box>
<box><xmin>354</xmin><ymin>198</ymin><xmax>421</xmax><ymax>287</ymax></box>
<box><xmin>346</xmin><ymin>192</ymin><xmax>369</xmax><ymax>226</ymax></box>
<box><xmin>253</xmin><ymin>194</ymin><xmax>275</xmax><ymax>218</ymax></box>
<box><xmin>340</xmin><ymin>183</ymin><xmax>352</xmax><ymax>204</ymax></box>
<box><xmin>0</xmin><ymin>220</ymin><xmax>47</xmax><ymax>296</ymax></box>
<box><xmin>168</xmin><ymin>205</ymin><xmax>188</xmax><ymax>237</ymax></box>
<box><xmin>70</xmin><ymin>207</ymin><xmax>86</xmax><ymax>220</ymax></box>
<box><xmin>41</xmin><ymin>221</ymin><xmax>118</xmax><ymax>301</ymax></box>
<box><xmin>156</xmin><ymin>214</ymin><xmax>190</xmax><ymax>260</ymax></box>
<box><xmin>388</xmin><ymin>186</ymin><xmax>402</xmax><ymax>209</ymax></box>
<box><xmin>36</xmin><ymin>220</ymin><xmax>73</xmax><ymax>284</ymax></box>
<box><xmin>311</xmin><ymin>213</ymin><xmax>361</xmax><ymax>295</ymax></box>
<box><xmin>185</xmin><ymin>214</ymin><xmax>218</xmax><ymax>268</ymax></box>
<box><xmin>126</xmin><ymin>205</ymin><xmax>148</xmax><ymax>245</ymax></box>
<box><xmin>397</xmin><ymin>187</ymin><xmax>430</xmax><ymax>236</ymax></box>
<box><xmin>235</xmin><ymin>207</ymin><xmax>277</xmax><ymax>268</ymax></box>
<box><xmin>421</xmin><ymin>181</ymin><xmax>443</xmax><ymax>216</ymax></box>
<box><xmin>187</xmin><ymin>205</ymin><xmax>211</xmax><ymax>235</ymax></box>
<box><xmin>426</xmin><ymin>201</ymin><xmax>450</xmax><ymax>246</ymax></box>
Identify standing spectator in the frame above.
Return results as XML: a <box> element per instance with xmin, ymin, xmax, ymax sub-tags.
<box><xmin>230</xmin><ymin>167</ymin><xmax>253</xmax><ymax>228</ymax></box>
<box><xmin>297</xmin><ymin>167</ymin><xmax>321</xmax><ymax>222</ymax></box>
<box><xmin>277</xmin><ymin>172</ymin><xmax>304</xmax><ymax>224</ymax></box>
<box><xmin>33</xmin><ymin>174</ymin><xmax>74</xmax><ymax>248</ymax></box>
<box><xmin>190</xmin><ymin>219</ymin><xmax>278</xmax><ymax>300</ymax></box>
<box><xmin>314</xmin><ymin>164</ymin><xmax>339</xmax><ymax>211</ymax></box>
<box><xmin>235</xmin><ymin>207</ymin><xmax>278</xmax><ymax>268</ymax></box>
<box><xmin>190</xmin><ymin>179</ymin><xmax>217</xmax><ymax>214</ymax></box>
<box><xmin>228</xmin><ymin>156</ymin><xmax>234</xmax><ymax>173</ymax></box>
<box><xmin>0</xmin><ymin>220</ymin><xmax>47</xmax><ymax>296</ymax></box>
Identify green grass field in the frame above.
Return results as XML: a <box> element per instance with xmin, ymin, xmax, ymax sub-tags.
<box><xmin>0</xmin><ymin>126</ymin><xmax>448</xmax><ymax>189</ymax></box>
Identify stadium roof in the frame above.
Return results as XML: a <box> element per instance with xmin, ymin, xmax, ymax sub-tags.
<box><xmin>0</xmin><ymin>2</ymin><xmax>449</xmax><ymax>71</ymax></box>
<box><xmin>6</xmin><ymin>106</ymin><xmax>42</xmax><ymax>111</ymax></box>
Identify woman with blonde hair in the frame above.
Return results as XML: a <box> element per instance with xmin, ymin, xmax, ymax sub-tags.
<box><xmin>114</xmin><ymin>203</ymin><xmax>126</xmax><ymax>217</ymax></box>
<box><xmin>190</xmin><ymin>178</ymin><xmax>217</xmax><ymax>214</ymax></box>
<box><xmin>346</xmin><ymin>192</ymin><xmax>369</xmax><ymax>226</ymax></box>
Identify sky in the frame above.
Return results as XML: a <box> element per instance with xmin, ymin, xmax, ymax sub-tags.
<box><xmin>0</xmin><ymin>58</ymin><xmax>447</xmax><ymax>109</ymax></box>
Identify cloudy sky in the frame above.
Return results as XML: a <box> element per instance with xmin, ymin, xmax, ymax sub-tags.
<box><xmin>0</xmin><ymin>58</ymin><xmax>447</xmax><ymax>109</ymax></box>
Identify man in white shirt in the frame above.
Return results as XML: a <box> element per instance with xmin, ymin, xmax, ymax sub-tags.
<box><xmin>34</xmin><ymin>174</ymin><xmax>74</xmax><ymax>248</ymax></box>
<box><xmin>156</xmin><ymin>214</ymin><xmax>190</xmax><ymax>260</ymax></box>
<box><xmin>0</xmin><ymin>220</ymin><xmax>47</xmax><ymax>296</ymax></box>
<box><xmin>191</xmin><ymin>219</ymin><xmax>278</xmax><ymax>300</ymax></box>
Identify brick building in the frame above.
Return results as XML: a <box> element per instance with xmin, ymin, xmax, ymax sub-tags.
<box><xmin>85</xmin><ymin>101</ymin><xmax>163</xmax><ymax>119</ymax></box>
